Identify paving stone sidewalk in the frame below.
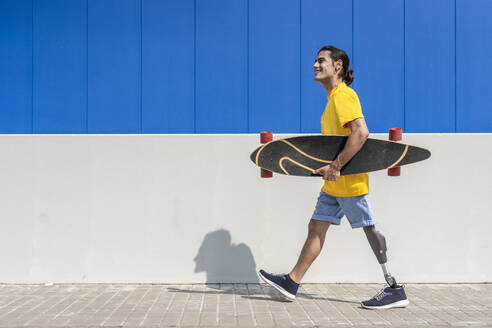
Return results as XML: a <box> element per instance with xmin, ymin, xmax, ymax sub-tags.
<box><xmin>0</xmin><ymin>283</ymin><xmax>491</xmax><ymax>327</ymax></box>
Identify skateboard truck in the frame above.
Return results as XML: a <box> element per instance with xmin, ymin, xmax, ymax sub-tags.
<box><xmin>388</xmin><ymin>128</ymin><xmax>402</xmax><ymax>176</ymax></box>
<box><xmin>260</xmin><ymin>131</ymin><xmax>273</xmax><ymax>178</ymax></box>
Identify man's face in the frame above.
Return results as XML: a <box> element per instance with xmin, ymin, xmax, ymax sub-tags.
<box><xmin>313</xmin><ymin>50</ymin><xmax>342</xmax><ymax>82</ymax></box>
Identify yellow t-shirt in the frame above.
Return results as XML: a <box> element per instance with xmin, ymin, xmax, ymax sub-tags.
<box><xmin>320</xmin><ymin>82</ymin><xmax>369</xmax><ymax>197</ymax></box>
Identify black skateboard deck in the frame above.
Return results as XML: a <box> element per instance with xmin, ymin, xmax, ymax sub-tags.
<box><xmin>250</xmin><ymin>135</ymin><xmax>431</xmax><ymax>176</ymax></box>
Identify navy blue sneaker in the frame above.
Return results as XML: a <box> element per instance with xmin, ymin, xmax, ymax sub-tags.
<box><xmin>258</xmin><ymin>269</ymin><xmax>299</xmax><ymax>301</ymax></box>
<box><xmin>361</xmin><ymin>286</ymin><xmax>409</xmax><ymax>309</ymax></box>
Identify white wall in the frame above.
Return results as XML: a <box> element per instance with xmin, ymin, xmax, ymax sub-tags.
<box><xmin>0</xmin><ymin>134</ymin><xmax>490</xmax><ymax>283</ymax></box>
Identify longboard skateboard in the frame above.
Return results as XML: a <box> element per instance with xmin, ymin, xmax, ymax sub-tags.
<box><xmin>250</xmin><ymin>135</ymin><xmax>431</xmax><ymax>176</ymax></box>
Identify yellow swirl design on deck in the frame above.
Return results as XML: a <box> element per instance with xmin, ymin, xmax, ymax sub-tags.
<box><xmin>388</xmin><ymin>144</ymin><xmax>409</xmax><ymax>168</ymax></box>
<box><xmin>256</xmin><ymin>138</ymin><xmax>333</xmax><ymax>175</ymax></box>
<box><xmin>279</xmin><ymin>157</ymin><xmax>315</xmax><ymax>175</ymax></box>
<box><xmin>280</xmin><ymin>140</ymin><xmax>333</xmax><ymax>163</ymax></box>
<box><xmin>255</xmin><ymin>143</ymin><xmax>269</xmax><ymax>165</ymax></box>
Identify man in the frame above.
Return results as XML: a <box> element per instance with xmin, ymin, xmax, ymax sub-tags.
<box><xmin>259</xmin><ymin>45</ymin><xmax>409</xmax><ymax>310</ymax></box>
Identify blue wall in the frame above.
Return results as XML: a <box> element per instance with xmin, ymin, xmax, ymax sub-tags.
<box><xmin>1</xmin><ymin>0</ymin><xmax>491</xmax><ymax>134</ymax></box>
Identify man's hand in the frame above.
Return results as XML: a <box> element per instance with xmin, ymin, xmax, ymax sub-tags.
<box><xmin>313</xmin><ymin>117</ymin><xmax>369</xmax><ymax>181</ymax></box>
<box><xmin>313</xmin><ymin>161</ymin><xmax>341</xmax><ymax>181</ymax></box>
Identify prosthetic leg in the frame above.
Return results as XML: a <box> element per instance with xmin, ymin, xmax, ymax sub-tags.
<box><xmin>363</xmin><ymin>225</ymin><xmax>400</xmax><ymax>288</ymax></box>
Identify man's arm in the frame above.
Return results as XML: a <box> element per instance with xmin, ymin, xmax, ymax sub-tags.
<box><xmin>313</xmin><ymin>117</ymin><xmax>370</xmax><ymax>181</ymax></box>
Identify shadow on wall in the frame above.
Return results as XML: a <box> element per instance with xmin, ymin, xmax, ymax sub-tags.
<box><xmin>194</xmin><ymin>229</ymin><xmax>259</xmax><ymax>283</ymax></box>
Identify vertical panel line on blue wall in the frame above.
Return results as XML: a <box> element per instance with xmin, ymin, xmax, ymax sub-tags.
<box><xmin>247</xmin><ymin>0</ymin><xmax>250</xmax><ymax>133</ymax></box>
<box><xmin>86</xmin><ymin>0</ymin><xmax>89</xmax><ymax>133</ymax></box>
<box><xmin>299</xmin><ymin>0</ymin><xmax>302</xmax><ymax>133</ymax></box>
<box><xmin>31</xmin><ymin>0</ymin><xmax>34</xmax><ymax>134</ymax></box>
<box><xmin>352</xmin><ymin>0</ymin><xmax>357</xmax><ymax>111</ymax></box>
<box><xmin>193</xmin><ymin>0</ymin><xmax>197</xmax><ymax>133</ymax></box>
<box><xmin>454</xmin><ymin>0</ymin><xmax>457</xmax><ymax>132</ymax></box>
<box><xmin>351</xmin><ymin>0</ymin><xmax>354</xmax><ymax>67</ymax></box>
<box><xmin>403</xmin><ymin>0</ymin><xmax>406</xmax><ymax>132</ymax></box>
<box><xmin>140</xmin><ymin>0</ymin><xmax>143</xmax><ymax>134</ymax></box>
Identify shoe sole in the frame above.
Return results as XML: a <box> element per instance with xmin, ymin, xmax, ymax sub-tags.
<box><xmin>258</xmin><ymin>271</ymin><xmax>296</xmax><ymax>301</ymax></box>
<box><xmin>361</xmin><ymin>299</ymin><xmax>409</xmax><ymax>310</ymax></box>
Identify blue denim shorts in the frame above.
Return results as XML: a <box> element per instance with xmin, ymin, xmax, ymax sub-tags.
<box><xmin>311</xmin><ymin>191</ymin><xmax>376</xmax><ymax>229</ymax></box>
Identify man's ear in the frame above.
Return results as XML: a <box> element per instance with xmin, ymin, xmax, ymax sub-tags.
<box><xmin>336</xmin><ymin>59</ymin><xmax>343</xmax><ymax>70</ymax></box>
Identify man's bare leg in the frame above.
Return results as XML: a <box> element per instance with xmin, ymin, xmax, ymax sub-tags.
<box><xmin>289</xmin><ymin>219</ymin><xmax>331</xmax><ymax>283</ymax></box>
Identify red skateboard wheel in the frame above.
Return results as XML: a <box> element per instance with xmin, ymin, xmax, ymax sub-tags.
<box><xmin>388</xmin><ymin>128</ymin><xmax>402</xmax><ymax>176</ymax></box>
<box><xmin>389</xmin><ymin>128</ymin><xmax>402</xmax><ymax>141</ymax></box>
<box><xmin>260</xmin><ymin>131</ymin><xmax>273</xmax><ymax>144</ymax></box>
<box><xmin>388</xmin><ymin>167</ymin><xmax>401</xmax><ymax>176</ymax></box>
<box><xmin>260</xmin><ymin>131</ymin><xmax>273</xmax><ymax>178</ymax></box>
<box><xmin>261</xmin><ymin>168</ymin><xmax>273</xmax><ymax>178</ymax></box>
